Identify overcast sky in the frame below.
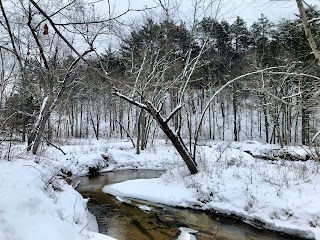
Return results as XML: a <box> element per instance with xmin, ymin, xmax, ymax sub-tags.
<box><xmin>86</xmin><ymin>0</ymin><xmax>320</xmax><ymax>52</ymax></box>
<box><xmin>92</xmin><ymin>0</ymin><xmax>320</xmax><ymax>25</ymax></box>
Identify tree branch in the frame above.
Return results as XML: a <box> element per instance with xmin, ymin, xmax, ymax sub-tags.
<box><xmin>115</xmin><ymin>119</ymin><xmax>136</xmax><ymax>148</ymax></box>
<box><xmin>29</xmin><ymin>0</ymin><xmax>90</xmax><ymax>62</ymax></box>
<box><xmin>193</xmin><ymin>66</ymin><xmax>286</xmax><ymax>159</ymax></box>
<box><xmin>27</xmin><ymin>4</ymin><xmax>50</xmax><ymax>70</ymax></box>
<box><xmin>43</xmin><ymin>136</ymin><xmax>66</xmax><ymax>155</ymax></box>
<box><xmin>52</xmin><ymin>7</ymin><xmax>157</xmax><ymax>26</ymax></box>
<box><xmin>296</xmin><ymin>0</ymin><xmax>320</xmax><ymax>64</ymax></box>
<box><xmin>50</xmin><ymin>48</ymin><xmax>94</xmax><ymax>112</ymax></box>
<box><xmin>113</xmin><ymin>91</ymin><xmax>149</xmax><ymax>111</ymax></box>
<box><xmin>0</xmin><ymin>1</ymin><xmax>24</xmax><ymax>72</ymax></box>
<box><xmin>164</xmin><ymin>104</ymin><xmax>183</xmax><ymax>123</ymax></box>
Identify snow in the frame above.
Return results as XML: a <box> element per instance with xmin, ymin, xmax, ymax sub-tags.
<box><xmin>1</xmin><ymin>138</ymin><xmax>320</xmax><ymax>240</ymax></box>
<box><xmin>34</xmin><ymin>96</ymin><xmax>48</xmax><ymax>127</ymax></box>
<box><xmin>177</xmin><ymin>227</ymin><xmax>198</xmax><ymax>240</ymax></box>
<box><xmin>104</xmin><ymin>178</ymin><xmax>198</xmax><ymax>208</ymax></box>
<box><xmin>0</xmin><ymin>141</ymin><xmax>116</xmax><ymax>240</ymax></box>
<box><xmin>113</xmin><ymin>92</ymin><xmax>148</xmax><ymax>110</ymax></box>
<box><xmin>138</xmin><ymin>205</ymin><xmax>153</xmax><ymax>212</ymax></box>
<box><xmin>115</xmin><ymin>196</ymin><xmax>125</xmax><ymax>203</ymax></box>
<box><xmin>102</xmin><ymin>139</ymin><xmax>320</xmax><ymax>239</ymax></box>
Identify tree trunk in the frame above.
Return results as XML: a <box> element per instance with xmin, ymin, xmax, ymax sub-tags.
<box><xmin>75</xmin><ymin>103</ymin><xmax>79</xmax><ymax>138</ymax></box>
<box><xmin>80</xmin><ymin>102</ymin><xmax>83</xmax><ymax>138</ymax></box>
<box><xmin>136</xmin><ymin>109</ymin><xmax>142</xmax><ymax>154</ymax></box>
<box><xmin>233</xmin><ymin>92</ymin><xmax>238</xmax><ymax>141</ymax></box>
<box><xmin>90</xmin><ymin>111</ymin><xmax>99</xmax><ymax>140</ymax></box>
<box><xmin>70</xmin><ymin>103</ymin><xmax>74</xmax><ymax>137</ymax></box>
<box><xmin>144</xmin><ymin>101</ymin><xmax>198</xmax><ymax>174</ymax></box>
<box><xmin>86</xmin><ymin>103</ymin><xmax>89</xmax><ymax>138</ymax></box>
<box><xmin>28</xmin><ymin>97</ymin><xmax>52</xmax><ymax>154</ymax></box>
<box><xmin>209</xmin><ymin>102</ymin><xmax>212</xmax><ymax>139</ymax></box>
<box><xmin>114</xmin><ymin>93</ymin><xmax>198</xmax><ymax>175</ymax></box>
<box><xmin>301</xmin><ymin>107</ymin><xmax>310</xmax><ymax>145</ymax></box>
<box><xmin>263</xmin><ymin>97</ymin><xmax>269</xmax><ymax>143</ymax></box>
<box><xmin>221</xmin><ymin>99</ymin><xmax>225</xmax><ymax>141</ymax></box>
<box><xmin>296</xmin><ymin>0</ymin><xmax>320</xmax><ymax>64</ymax></box>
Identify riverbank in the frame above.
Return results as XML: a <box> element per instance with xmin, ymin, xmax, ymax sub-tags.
<box><xmin>77</xmin><ymin>169</ymin><xmax>299</xmax><ymax>240</ymax></box>
<box><xmin>0</xmin><ymin>140</ymin><xmax>115</xmax><ymax>240</ymax></box>
<box><xmin>1</xmin><ymin>138</ymin><xmax>319</xmax><ymax>239</ymax></box>
<box><xmin>102</xmin><ymin>139</ymin><xmax>319</xmax><ymax>239</ymax></box>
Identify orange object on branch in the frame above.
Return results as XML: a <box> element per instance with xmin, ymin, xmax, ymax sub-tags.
<box><xmin>43</xmin><ymin>24</ymin><xmax>48</xmax><ymax>35</ymax></box>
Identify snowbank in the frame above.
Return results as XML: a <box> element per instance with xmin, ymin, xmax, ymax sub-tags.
<box><xmin>103</xmin><ymin>141</ymin><xmax>320</xmax><ymax>239</ymax></box>
<box><xmin>0</xmin><ymin>147</ymin><xmax>115</xmax><ymax>240</ymax></box>
<box><xmin>2</xmin><ymin>138</ymin><xmax>319</xmax><ymax>240</ymax></box>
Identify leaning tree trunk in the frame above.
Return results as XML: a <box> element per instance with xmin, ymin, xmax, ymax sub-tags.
<box><xmin>28</xmin><ymin>96</ymin><xmax>52</xmax><ymax>154</ymax></box>
<box><xmin>114</xmin><ymin>92</ymin><xmax>198</xmax><ymax>175</ymax></box>
<box><xmin>144</xmin><ymin>101</ymin><xmax>198</xmax><ymax>174</ymax></box>
<box><xmin>296</xmin><ymin>0</ymin><xmax>320</xmax><ymax>65</ymax></box>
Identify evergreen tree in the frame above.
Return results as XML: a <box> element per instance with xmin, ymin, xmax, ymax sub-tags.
<box><xmin>4</xmin><ymin>93</ymin><xmax>38</xmax><ymax>142</ymax></box>
<box><xmin>196</xmin><ymin>18</ymin><xmax>232</xmax><ymax>86</ymax></box>
<box><xmin>231</xmin><ymin>17</ymin><xmax>250</xmax><ymax>57</ymax></box>
<box><xmin>230</xmin><ymin>17</ymin><xmax>251</xmax><ymax>141</ymax></box>
<box><xmin>120</xmin><ymin>18</ymin><xmax>197</xmax><ymax>88</ymax></box>
<box><xmin>250</xmin><ymin>14</ymin><xmax>275</xmax><ymax>66</ymax></box>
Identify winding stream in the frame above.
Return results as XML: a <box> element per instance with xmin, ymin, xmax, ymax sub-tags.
<box><xmin>76</xmin><ymin>170</ymin><xmax>304</xmax><ymax>240</ymax></box>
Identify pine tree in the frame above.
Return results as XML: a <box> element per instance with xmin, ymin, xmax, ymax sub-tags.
<box><xmin>250</xmin><ymin>14</ymin><xmax>275</xmax><ymax>67</ymax></box>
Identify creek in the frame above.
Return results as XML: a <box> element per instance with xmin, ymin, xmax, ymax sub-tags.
<box><xmin>76</xmin><ymin>169</ymin><xmax>303</xmax><ymax>240</ymax></box>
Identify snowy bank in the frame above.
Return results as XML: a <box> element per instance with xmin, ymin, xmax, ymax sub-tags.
<box><xmin>0</xmin><ymin>142</ymin><xmax>115</xmax><ymax>240</ymax></box>
<box><xmin>103</xmin><ymin>142</ymin><xmax>320</xmax><ymax>239</ymax></box>
<box><xmin>2</xmin><ymin>138</ymin><xmax>318</xmax><ymax>239</ymax></box>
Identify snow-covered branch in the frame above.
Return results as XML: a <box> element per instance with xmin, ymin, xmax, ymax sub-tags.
<box><xmin>312</xmin><ymin>130</ymin><xmax>320</xmax><ymax>143</ymax></box>
<box><xmin>113</xmin><ymin>91</ymin><xmax>148</xmax><ymax>111</ymax></box>
<box><xmin>260</xmin><ymin>87</ymin><xmax>302</xmax><ymax>106</ymax></box>
<box><xmin>164</xmin><ymin>104</ymin><xmax>183</xmax><ymax>123</ymax></box>
<box><xmin>308</xmin><ymin>17</ymin><xmax>320</xmax><ymax>24</ymax></box>
<box><xmin>296</xmin><ymin>0</ymin><xmax>320</xmax><ymax>64</ymax></box>
<box><xmin>115</xmin><ymin>90</ymin><xmax>197</xmax><ymax>174</ymax></box>
<box><xmin>266</xmin><ymin>71</ymin><xmax>320</xmax><ymax>81</ymax></box>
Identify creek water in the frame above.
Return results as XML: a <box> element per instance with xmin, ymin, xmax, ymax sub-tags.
<box><xmin>76</xmin><ymin>170</ymin><xmax>303</xmax><ymax>240</ymax></box>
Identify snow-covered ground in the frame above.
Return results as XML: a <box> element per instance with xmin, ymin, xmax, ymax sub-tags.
<box><xmin>1</xmin><ymin>138</ymin><xmax>319</xmax><ymax>239</ymax></box>
<box><xmin>102</xmin><ymin>139</ymin><xmax>320</xmax><ymax>239</ymax></box>
<box><xmin>0</xmin><ymin>140</ymin><xmax>115</xmax><ymax>240</ymax></box>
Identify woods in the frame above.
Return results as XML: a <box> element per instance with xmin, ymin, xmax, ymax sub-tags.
<box><xmin>0</xmin><ymin>0</ymin><xmax>320</xmax><ymax>173</ymax></box>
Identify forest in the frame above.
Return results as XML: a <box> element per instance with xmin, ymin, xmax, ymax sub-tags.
<box><xmin>1</xmin><ymin>1</ymin><xmax>319</xmax><ymax>159</ymax></box>
<box><xmin>1</xmin><ymin>1</ymin><xmax>320</xmax><ymax>239</ymax></box>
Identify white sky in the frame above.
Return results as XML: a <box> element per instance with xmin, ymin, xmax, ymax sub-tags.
<box><xmin>83</xmin><ymin>0</ymin><xmax>320</xmax><ymax>52</ymax></box>
<box><xmin>92</xmin><ymin>0</ymin><xmax>320</xmax><ymax>25</ymax></box>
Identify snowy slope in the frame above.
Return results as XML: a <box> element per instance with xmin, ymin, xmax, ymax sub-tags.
<box><xmin>0</xmin><ymin>158</ymin><xmax>115</xmax><ymax>240</ymax></box>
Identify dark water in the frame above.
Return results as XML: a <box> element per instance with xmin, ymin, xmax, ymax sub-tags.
<box><xmin>76</xmin><ymin>170</ymin><xmax>305</xmax><ymax>240</ymax></box>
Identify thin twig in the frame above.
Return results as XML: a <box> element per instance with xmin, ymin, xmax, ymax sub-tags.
<box><xmin>43</xmin><ymin>136</ymin><xmax>66</xmax><ymax>155</ymax></box>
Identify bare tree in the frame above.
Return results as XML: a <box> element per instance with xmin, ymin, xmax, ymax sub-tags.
<box><xmin>0</xmin><ymin>0</ymin><xmax>154</xmax><ymax>154</ymax></box>
<box><xmin>114</xmin><ymin>91</ymin><xmax>198</xmax><ymax>174</ymax></box>
<box><xmin>294</xmin><ymin>0</ymin><xmax>320</xmax><ymax>143</ymax></box>
<box><xmin>296</xmin><ymin>0</ymin><xmax>320</xmax><ymax>64</ymax></box>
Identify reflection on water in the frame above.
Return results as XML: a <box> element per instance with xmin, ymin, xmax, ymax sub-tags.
<box><xmin>76</xmin><ymin>170</ymin><xmax>304</xmax><ymax>240</ymax></box>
